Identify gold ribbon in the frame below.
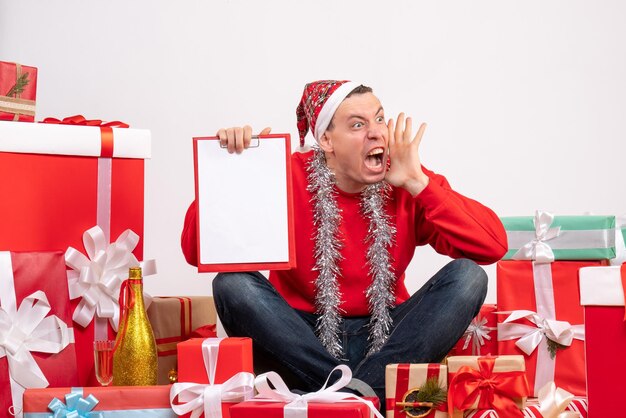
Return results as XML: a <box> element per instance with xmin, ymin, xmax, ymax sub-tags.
<box><xmin>1</xmin><ymin>62</ymin><xmax>36</xmax><ymax>120</ymax></box>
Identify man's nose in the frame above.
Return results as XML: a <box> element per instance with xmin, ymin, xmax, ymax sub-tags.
<box><xmin>367</xmin><ymin>124</ymin><xmax>385</xmax><ymax>140</ymax></box>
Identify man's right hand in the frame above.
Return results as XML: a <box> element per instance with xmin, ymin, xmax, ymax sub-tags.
<box><xmin>217</xmin><ymin>126</ymin><xmax>272</xmax><ymax>154</ymax></box>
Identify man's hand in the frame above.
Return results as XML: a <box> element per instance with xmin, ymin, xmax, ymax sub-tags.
<box><xmin>385</xmin><ymin>113</ymin><xmax>430</xmax><ymax>196</ymax></box>
<box><xmin>217</xmin><ymin>126</ymin><xmax>272</xmax><ymax>154</ymax></box>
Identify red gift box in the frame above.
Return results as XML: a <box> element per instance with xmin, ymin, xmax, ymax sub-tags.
<box><xmin>172</xmin><ymin>337</ymin><xmax>255</xmax><ymax>418</ymax></box>
<box><xmin>23</xmin><ymin>385</ymin><xmax>174</xmax><ymax>417</ymax></box>
<box><xmin>0</xmin><ymin>120</ymin><xmax>151</xmax><ymax>386</ymax></box>
<box><xmin>230</xmin><ymin>398</ymin><xmax>380</xmax><ymax>418</ymax></box>
<box><xmin>385</xmin><ymin>363</ymin><xmax>447</xmax><ymax>418</ymax></box>
<box><xmin>0</xmin><ymin>61</ymin><xmax>37</xmax><ymax>122</ymax></box>
<box><xmin>579</xmin><ymin>264</ymin><xmax>626</xmax><ymax>418</ymax></box>
<box><xmin>451</xmin><ymin>304</ymin><xmax>498</xmax><ymax>356</ymax></box>
<box><xmin>496</xmin><ymin>260</ymin><xmax>603</xmax><ymax>397</ymax></box>
<box><xmin>0</xmin><ymin>251</ymin><xmax>79</xmax><ymax>417</ymax></box>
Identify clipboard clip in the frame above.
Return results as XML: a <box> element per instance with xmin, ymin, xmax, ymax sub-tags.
<box><xmin>220</xmin><ymin>136</ymin><xmax>260</xmax><ymax>148</ymax></box>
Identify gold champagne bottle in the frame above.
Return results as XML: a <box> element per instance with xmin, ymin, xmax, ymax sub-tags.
<box><xmin>112</xmin><ymin>267</ymin><xmax>158</xmax><ymax>385</ymax></box>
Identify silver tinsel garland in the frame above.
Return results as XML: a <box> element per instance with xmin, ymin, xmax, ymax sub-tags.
<box><xmin>307</xmin><ymin>147</ymin><xmax>396</xmax><ymax>358</ymax></box>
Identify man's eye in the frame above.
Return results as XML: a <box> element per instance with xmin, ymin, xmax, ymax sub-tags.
<box><xmin>353</xmin><ymin>122</ymin><xmax>364</xmax><ymax>128</ymax></box>
<box><xmin>376</xmin><ymin>116</ymin><xmax>385</xmax><ymax>123</ymax></box>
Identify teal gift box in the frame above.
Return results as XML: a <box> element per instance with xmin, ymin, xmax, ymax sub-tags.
<box><xmin>502</xmin><ymin>211</ymin><xmax>615</xmax><ymax>262</ymax></box>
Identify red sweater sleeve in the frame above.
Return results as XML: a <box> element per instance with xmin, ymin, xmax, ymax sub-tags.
<box><xmin>413</xmin><ymin>168</ymin><xmax>508</xmax><ymax>264</ymax></box>
<box><xmin>181</xmin><ymin>200</ymin><xmax>198</xmax><ymax>266</ymax></box>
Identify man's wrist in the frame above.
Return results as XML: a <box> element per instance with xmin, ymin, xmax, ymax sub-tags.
<box><xmin>404</xmin><ymin>175</ymin><xmax>430</xmax><ymax>197</ymax></box>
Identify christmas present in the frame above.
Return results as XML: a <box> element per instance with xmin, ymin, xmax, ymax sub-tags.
<box><xmin>0</xmin><ymin>251</ymin><xmax>79</xmax><ymax>418</ymax></box>
<box><xmin>450</xmin><ymin>304</ymin><xmax>497</xmax><ymax>356</ymax></box>
<box><xmin>0</xmin><ymin>61</ymin><xmax>37</xmax><ymax>122</ymax></box>
<box><xmin>447</xmin><ymin>355</ymin><xmax>529</xmax><ymax>418</ymax></box>
<box><xmin>177</xmin><ymin>337</ymin><xmax>253</xmax><ymax>383</ymax></box>
<box><xmin>579</xmin><ymin>264</ymin><xmax>626</xmax><ymax>418</ymax></box>
<box><xmin>496</xmin><ymin>260</ymin><xmax>603</xmax><ymax>396</ymax></box>
<box><xmin>467</xmin><ymin>382</ymin><xmax>583</xmax><ymax>417</ymax></box>
<box><xmin>171</xmin><ymin>337</ymin><xmax>254</xmax><ymax>418</ymax></box>
<box><xmin>0</xmin><ymin>117</ymin><xmax>151</xmax><ymax>386</ymax></box>
<box><xmin>147</xmin><ymin>296</ymin><xmax>217</xmax><ymax>384</ymax></box>
<box><xmin>230</xmin><ymin>365</ymin><xmax>382</xmax><ymax>418</ymax></box>
<box><xmin>501</xmin><ymin>211</ymin><xmax>615</xmax><ymax>261</ymax></box>
<box><xmin>23</xmin><ymin>386</ymin><xmax>176</xmax><ymax>417</ymax></box>
<box><xmin>385</xmin><ymin>363</ymin><xmax>447</xmax><ymax>418</ymax></box>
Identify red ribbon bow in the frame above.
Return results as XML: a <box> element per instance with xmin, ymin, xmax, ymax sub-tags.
<box><xmin>448</xmin><ymin>356</ymin><xmax>530</xmax><ymax>418</ymax></box>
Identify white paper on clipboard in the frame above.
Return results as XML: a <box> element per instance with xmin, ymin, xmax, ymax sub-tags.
<box><xmin>196</xmin><ymin>136</ymin><xmax>290</xmax><ymax>265</ymax></box>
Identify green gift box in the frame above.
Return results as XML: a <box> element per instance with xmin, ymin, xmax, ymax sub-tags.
<box><xmin>502</xmin><ymin>211</ymin><xmax>615</xmax><ymax>261</ymax></box>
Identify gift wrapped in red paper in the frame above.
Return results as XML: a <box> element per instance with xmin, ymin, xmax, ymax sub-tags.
<box><xmin>0</xmin><ymin>251</ymin><xmax>79</xmax><ymax>418</ymax></box>
<box><xmin>0</xmin><ymin>61</ymin><xmax>37</xmax><ymax>122</ymax></box>
<box><xmin>23</xmin><ymin>386</ymin><xmax>176</xmax><ymax>417</ymax></box>
<box><xmin>147</xmin><ymin>296</ymin><xmax>217</xmax><ymax>384</ymax></box>
<box><xmin>385</xmin><ymin>363</ymin><xmax>447</xmax><ymax>418</ymax></box>
<box><xmin>0</xmin><ymin>118</ymin><xmax>151</xmax><ymax>386</ymax></box>
<box><xmin>230</xmin><ymin>365</ymin><xmax>382</xmax><ymax>418</ymax></box>
<box><xmin>496</xmin><ymin>261</ymin><xmax>603</xmax><ymax>396</ymax></box>
<box><xmin>579</xmin><ymin>264</ymin><xmax>626</xmax><ymax>417</ymax></box>
<box><xmin>171</xmin><ymin>337</ymin><xmax>255</xmax><ymax>418</ymax></box>
<box><xmin>450</xmin><ymin>304</ymin><xmax>498</xmax><ymax>356</ymax></box>
<box><xmin>447</xmin><ymin>355</ymin><xmax>529</xmax><ymax>418</ymax></box>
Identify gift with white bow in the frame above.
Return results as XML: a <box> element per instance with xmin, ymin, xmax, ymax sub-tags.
<box><xmin>23</xmin><ymin>385</ymin><xmax>177</xmax><ymax>417</ymax></box>
<box><xmin>65</xmin><ymin>226</ymin><xmax>157</xmax><ymax>386</ymax></box>
<box><xmin>496</xmin><ymin>260</ymin><xmax>600</xmax><ymax>396</ymax></box>
<box><xmin>230</xmin><ymin>365</ymin><xmax>383</xmax><ymax>418</ymax></box>
<box><xmin>0</xmin><ymin>251</ymin><xmax>79</xmax><ymax>418</ymax></box>
<box><xmin>502</xmin><ymin>211</ymin><xmax>615</xmax><ymax>262</ymax></box>
<box><xmin>171</xmin><ymin>337</ymin><xmax>254</xmax><ymax>418</ymax></box>
<box><xmin>579</xmin><ymin>264</ymin><xmax>626</xmax><ymax>417</ymax></box>
<box><xmin>451</xmin><ymin>304</ymin><xmax>498</xmax><ymax>357</ymax></box>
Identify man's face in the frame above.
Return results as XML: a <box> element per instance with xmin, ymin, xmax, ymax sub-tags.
<box><xmin>320</xmin><ymin>92</ymin><xmax>388</xmax><ymax>193</ymax></box>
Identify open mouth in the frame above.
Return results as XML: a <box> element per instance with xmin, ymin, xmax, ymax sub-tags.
<box><xmin>365</xmin><ymin>147</ymin><xmax>385</xmax><ymax>169</ymax></box>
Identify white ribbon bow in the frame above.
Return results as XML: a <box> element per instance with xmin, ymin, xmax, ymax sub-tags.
<box><xmin>65</xmin><ymin>226</ymin><xmax>156</xmax><ymax>331</ymax></box>
<box><xmin>534</xmin><ymin>382</ymin><xmax>577</xmax><ymax>418</ymax></box>
<box><xmin>512</xmin><ymin>210</ymin><xmax>561</xmax><ymax>263</ymax></box>
<box><xmin>497</xmin><ymin>310</ymin><xmax>584</xmax><ymax>355</ymax></box>
<box><xmin>0</xmin><ymin>291</ymin><xmax>71</xmax><ymax>389</ymax></box>
<box><xmin>253</xmin><ymin>365</ymin><xmax>384</xmax><ymax>418</ymax></box>
<box><xmin>170</xmin><ymin>338</ymin><xmax>255</xmax><ymax>418</ymax></box>
<box><xmin>462</xmin><ymin>315</ymin><xmax>496</xmax><ymax>355</ymax></box>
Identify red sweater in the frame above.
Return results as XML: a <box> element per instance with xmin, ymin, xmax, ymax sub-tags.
<box><xmin>181</xmin><ymin>150</ymin><xmax>507</xmax><ymax>316</ymax></box>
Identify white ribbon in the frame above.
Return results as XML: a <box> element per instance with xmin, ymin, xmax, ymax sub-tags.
<box><xmin>65</xmin><ymin>226</ymin><xmax>157</xmax><ymax>335</ymax></box>
<box><xmin>0</xmin><ymin>252</ymin><xmax>71</xmax><ymax>418</ymax></box>
<box><xmin>252</xmin><ymin>365</ymin><xmax>384</xmax><ymax>418</ymax></box>
<box><xmin>170</xmin><ymin>338</ymin><xmax>255</xmax><ymax>418</ymax></box>
<box><xmin>512</xmin><ymin>210</ymin><xmax>561</xmax><ymax>263</ymax></box>
<box><xmin>462</xmin><ymin>315</ymin><xmax>496</xmax><ymax>355</ymax></box>
<box><xmin>533</xmin><ymin>382</ymin><xmax>576</xmax><ymax>418</ymax></box>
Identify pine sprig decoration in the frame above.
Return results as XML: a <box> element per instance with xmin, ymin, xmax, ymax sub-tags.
<box><xmin>413</xmin><ymin>377</ymin><xmax>447</xmax><ymax>406</ymax></box>
<box><xmin>546</xmin><ymin>338</ymin><xmax>568</xmax><ymax>359</ymax></box>
<box><xmin>6</xmin><ymin>72</ymin><xmax>30</xmax><ymax>97</ymax></box>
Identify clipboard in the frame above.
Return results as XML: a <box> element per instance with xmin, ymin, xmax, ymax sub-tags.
<box><xmin>193</xmin><ymin>134</ymin><xmax>296</xmax><ymax>272</ymax></box>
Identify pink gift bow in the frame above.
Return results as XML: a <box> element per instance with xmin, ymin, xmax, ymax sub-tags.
<box><xmin>65</xmin><ymin>226</ymin><xmax>157</xmax><ymax>332</ymax></box>
<box><xmin>252</xmin><ymin>364</ymin><xmax>384</xmax><ymax>418</ymax></box>
<box><xmin>170</xmin><ymin>338</ymin><xmax>255</xmax><ymax>418</ymax></box>
<box><xmin>512</xmin><ymin>210</ymin><xmax>561</xmax><ymax>263</ymax></box>
<box><xmin>462</xmin><ymin>315</ymin><xmax>497</xmax><ymax>355</ymax></box>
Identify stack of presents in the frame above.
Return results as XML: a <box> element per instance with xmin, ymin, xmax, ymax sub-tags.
<box><xmin>1</xmin><ymin>60</ymin><xmax>625</xmax><ymax>418</ymax></box>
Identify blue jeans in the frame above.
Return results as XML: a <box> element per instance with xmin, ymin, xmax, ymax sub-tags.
<box><xmin>212</xmin><ymin>258</ymin><xmax>487</xmax><ymax>410</ymax></box>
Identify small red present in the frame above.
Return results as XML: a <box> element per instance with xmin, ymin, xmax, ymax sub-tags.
<box><xmin>385</xmin><ymin>363</ymin><xmax>447</xmax><ymax>418</ymax></box>
<box><xmin>23</xmin><ymin>385</ymin><xmax>173</xmax><ymax>417</ymax></box>
<box><xmin>0</xmin><ymin>251</ymin><xmax>79</xmax><ymax>417</ymax></box>
<box><xmin>451</xmin><ymin>304</ymin><xmax>497</xmax><ymax>356</ymax></box>
<box><xmin>172</xmin><ymin>337</ymin><xmax>254</xmax><ymax>418</ymax></box>
<box><xmin>447</xmin><ymin>355</ymin><xmax>530</xmax><ymax>418</ymax></box>
<box><xmin>0</xmin><ymin>61</ymin><xmax>37</xmax><ymax>122</ymax></box>
<box><xmin>230</xmin><ymin>365</ymin><xmax>382</xmax><ymax>418</ymax></box>
<box><xmin>147</xmin><ymin>296</ymin><xmax>217</xmax><ymax>384</ymax></box>
<box><xmin>496</xmin><ymin>261</ymin><xmax>603</xmax><ymax>396</ymax></box>
<box><xmin>579</xmin><ymin>264</ymin><xmax>626</xmax><ymax>418</ymax></box>
<box><xmin>0</xmin><ymin>118</ymin><xmax>151</xmax><ymax>386</ymax></box>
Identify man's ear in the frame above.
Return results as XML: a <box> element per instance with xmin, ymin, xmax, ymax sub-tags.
<box><xmin>319</xmin><ymin>131</ymin><xmax>333</xmax><ymax>153</ymax></box>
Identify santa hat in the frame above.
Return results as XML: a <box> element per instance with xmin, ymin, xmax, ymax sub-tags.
<box><xmin>296</xmin><ymin>80</ymin><xmax>359</xmax><ymax>148</ymax></box>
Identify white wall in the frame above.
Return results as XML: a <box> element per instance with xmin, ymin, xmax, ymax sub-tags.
<box><xmin>1</xmin><ymin>0</ymin><xmax>624</xmax><ymax>303</ymax></box>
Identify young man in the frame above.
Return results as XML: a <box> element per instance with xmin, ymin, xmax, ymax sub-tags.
<box><xmin>181</xmin><ymin>80</ymin><xmax>507</xmax><ymax>407</ymax></box>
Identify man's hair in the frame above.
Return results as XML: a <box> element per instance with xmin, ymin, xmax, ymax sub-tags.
<box><xmin>327</xmin><ymin>84</ymin><xmax>373</xmax><ymax>131</ymax></box>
